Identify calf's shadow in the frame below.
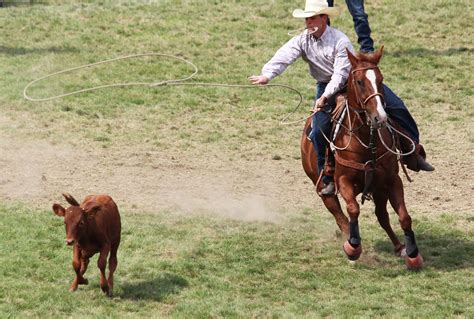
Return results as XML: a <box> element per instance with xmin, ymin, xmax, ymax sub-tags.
<box><xmin>118</xmin><ymin>272</ymin><xmax>188</xmax><ymax>301</ymax></box>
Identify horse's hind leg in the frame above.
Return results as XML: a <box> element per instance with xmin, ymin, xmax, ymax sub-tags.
<box><xmin>388</xmin><ymin>176</ymin><xmax>423</xmax><ymax>269</ymax></box>
<box><xmin>373</xmin><ymin>192</ymin><xmax>405</xmax><ymax>256</ymax></box>
<box><xmin>321</xmin><ymin>195</ymin><xmax>349</xmax><ymax>237</ymax></box>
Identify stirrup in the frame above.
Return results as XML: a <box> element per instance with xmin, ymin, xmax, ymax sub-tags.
<box><xmin>321</xmin><ymin>181</ymin><xmax>335</xmax><ymax>195</ymax></box>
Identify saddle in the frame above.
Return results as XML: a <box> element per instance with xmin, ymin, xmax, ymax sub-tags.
<box><xmin>305</xmin><ymin>93</ymin><xmax>347</xmax><ymax>141</ymax></box>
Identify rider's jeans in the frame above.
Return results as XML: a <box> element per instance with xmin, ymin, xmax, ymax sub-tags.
<box><xmin>383</xmin><ymin>84</ymin><xmax>420</xmax><ymax>144</ymax></box>
<box><xmin>309</xmin><ymin>82</ymin><xmax>336</xmax><ymax>184</ymax></box>
<box><xmin>309</xmin><ymin>82</ymin><xmax>420</xmax><ymax>183</ymax></box>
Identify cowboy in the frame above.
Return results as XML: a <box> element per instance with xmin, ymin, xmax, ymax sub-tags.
<box><xmin>248</xmin><ymin>0</ymin><xmax>434</xmax><ymax>195</ymax></box>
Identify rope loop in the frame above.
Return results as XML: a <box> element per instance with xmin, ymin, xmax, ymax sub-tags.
<box><xmin>23</xmin><ymin>53</ymin><xmax>308</xmax><ymax>125</ymax></box>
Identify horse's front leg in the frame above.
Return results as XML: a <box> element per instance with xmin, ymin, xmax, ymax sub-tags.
<box><xmin>338</xmin><ymin>176</ymin><xmax>362</xmax><ymax>260</ymax></box>
<box><xmin>388</xmin><ymin>176</ymin><xmax>423</xmax><ymax>269</ymax></box>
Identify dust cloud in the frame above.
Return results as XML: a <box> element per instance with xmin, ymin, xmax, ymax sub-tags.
<box><xmin>0</xmin><ymin>136</ymin><xmax>284</xmax><ymax>223</ymax></box>
<box><xmin>164</xmin><ymin>191</ymin><xmax>281</xmax><ymax>223</ymax></box>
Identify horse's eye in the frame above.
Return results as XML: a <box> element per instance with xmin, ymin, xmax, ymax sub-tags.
<box><xmin>356</xmin><ymin>80</ymin><xmax>364</xmax><ymax>86</ymax></box>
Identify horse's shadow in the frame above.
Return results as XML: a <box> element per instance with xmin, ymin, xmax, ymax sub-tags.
<box><xmin>387</xmin><ymin>47</ymin><xmax>473</xmax><ymax>57</ymax></box>
<box><xmin>118</xmin><ymin>272</ymin><xmax>188</xmax><ymax>301</ymax></box>
<box><xmin>0</xmin><ymin>1</ymin><xmax>42</xmax><ymax>8</ymax></box>
<box><xmin>0</xmin><ymin>45</ymin><xmax>80</xmax><ymax>56</ymax></box>
<box><xmin>374</xmin><ymin>229</ymin><xmax>474</xmax><ymax>271</ymax></box>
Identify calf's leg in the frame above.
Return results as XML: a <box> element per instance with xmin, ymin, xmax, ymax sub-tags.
<box><xmin>70</xmin><ymin>246</ymin><xmax>81</xmax><ymax>292</ymax></box>
<box><xmin>78</xmin><ymin>257</ymin><xmax>89</xmax><ymax>285</ymax></box>
<box><xmin>107</xmin><ymin>243</ymin><xmax>119</xmax><ymax>297</ymax></box>
<box><xmin>97</xmin><ymin>244</ymin><xmax>111</xmax><ymax>296</ymax></box>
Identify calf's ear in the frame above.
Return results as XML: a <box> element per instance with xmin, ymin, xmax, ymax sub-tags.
<box><xmin>62</xmin><ymin>193</ymin><xmax>80</xmax><ymax>206</ymax></box>
<box><xmin>52</xmin><ymin>204</ymin><xmax>66</xmax><ymax>217</ymax></box>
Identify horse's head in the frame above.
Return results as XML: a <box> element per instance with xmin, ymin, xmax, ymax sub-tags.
<box><xmin>346</xmin><ymin>46</ymin><xmax>387</xmax><ymax>128</ymax></box>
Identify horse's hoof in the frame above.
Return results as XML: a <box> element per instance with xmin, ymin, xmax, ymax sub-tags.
<box><xmin>394</xmin><ymin>244</ymin><xmax>406</xmax><ymax>257</ymax></box>
<box><xmin>343</xmin><ymin>241</ymin><xmax>362</xmax><ymax>261</ymax></box>
<box><xmin>405</xmin><ymin>253</ymin><xmax>423</xmax><ymax>270</ymax></box>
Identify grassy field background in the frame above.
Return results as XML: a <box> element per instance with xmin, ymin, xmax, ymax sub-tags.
<box><xmin>0</xmin><ymin>0</ymin><xmax>473</xmax><ymax>317</ymax></box>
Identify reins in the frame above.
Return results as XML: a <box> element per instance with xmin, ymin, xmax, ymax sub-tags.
<box><xmin>331</xmin><ymin>64</ymin><xmax>416</xmax><ymax>201</ymax></box>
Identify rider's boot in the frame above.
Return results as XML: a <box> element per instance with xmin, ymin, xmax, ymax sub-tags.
<box><xmin>416</xmin><ymin>147</ymin><xmax>435</xmax><ymax>172</ymax></box>
<box><xmin>320</xmin><ymin>151</ymin><xmax>336</xmax><ymax>195</ymax></box>
<box><xmin>400</xmin><ymin>141</ymin><xmax>435</xmax><ymax>172</ymax></box>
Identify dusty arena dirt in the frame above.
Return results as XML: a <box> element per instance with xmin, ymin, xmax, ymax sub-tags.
<box><xmin>0</xmin><ymin>114</ymin><xmax>472</xmax><ymax>223</ymax></box>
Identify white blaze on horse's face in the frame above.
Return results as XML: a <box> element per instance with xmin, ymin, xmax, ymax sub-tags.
<box><xmin>366</xmin><ymin>69</ymin><xmax>387</xmax><ymax>126</ymax></box>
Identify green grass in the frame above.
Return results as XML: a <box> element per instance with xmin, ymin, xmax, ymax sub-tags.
<box><xmin>0</xmin><ymin>0</ymin><xmax>473</xmax><ymax>317</ymax></box>
<box><xmin>1</xmin><ymin>204</ymin><xmax>473</xmax><ymax>318</ymax></box>
<box><xmin>0</xmin><ymin>0</ymin><xmax>471</xmax><ymax>156</ymax></box>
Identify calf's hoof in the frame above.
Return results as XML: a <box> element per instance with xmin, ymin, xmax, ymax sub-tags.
<box><xmin>343</xmin><ymin>241</ymin><xmax>362</xmax><ymax>261</ymax></box>
<box><xmin>78</xmin><ymin>278</ymin><xmax>88</xmax><ymax>285</ymax></box>
<box><xmin>101</xmin><ymin>285</ymin><xmax>110</xmax><ymax>295</ymax></box>
<box><xmin>69</xmin><ymin>285</ymin><xmax>78</xmax><ymax>292</ymax></box>
<box><xmin>405</xmin><ymin>253</ymin><xmax>423</xmax><ymax>270</ymax></box>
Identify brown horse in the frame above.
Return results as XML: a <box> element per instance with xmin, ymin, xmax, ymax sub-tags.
<box><xmin>301</xmin><ymin>47</ymin><xmax>423</xmax><ymax>269</ymax></box>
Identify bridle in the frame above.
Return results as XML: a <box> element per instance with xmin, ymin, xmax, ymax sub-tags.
<box><xmin>350</xmin><ymin>66</ymin><xmax>385</xmax><ymax>111</ymax></box>
<box><xmin>330</xmin><ymin>63</ymin><xmax>416</xmax><ymax>203</ymax></box>
<box><xmin>337</xmin><ymin>65</ymin><xmax>388</xmax><ymax>203</ymax></box>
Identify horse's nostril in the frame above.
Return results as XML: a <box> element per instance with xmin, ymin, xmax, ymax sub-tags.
<box><xmin>65</xmin><ymin>239</ymin><xmax>74</xmax><ymax>245</ymax></box>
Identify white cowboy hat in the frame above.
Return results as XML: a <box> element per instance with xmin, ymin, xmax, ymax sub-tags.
<box><xmin>292</xmin><ymin>0</ymin><xmax>341</xmax><ymax>19</ymax></box>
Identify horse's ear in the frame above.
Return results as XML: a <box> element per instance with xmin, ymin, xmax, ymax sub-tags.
<box><xmin>373</xmin><ymin>45</ymin><xmax>384</xmax><ymax>64</ymax></box>
<box><xmin>62</xmin><ymin>193</ymin><xmax>80</xmax><ymax>206</ymax></box>
<box><xmin>378</xmin><ymin>45</ymin><xmax>384</xmax><ymax>56</ymax></box>
<box><xmin>346</xmin><ymin>48</ymin><xmax>358</xmax><ymax>67</ymax></box>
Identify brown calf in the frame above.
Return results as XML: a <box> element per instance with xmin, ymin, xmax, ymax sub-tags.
<box><xmin>52</xmin><ymin>193</ymin><xmax>121</xmax><ymax>296</ymax></box>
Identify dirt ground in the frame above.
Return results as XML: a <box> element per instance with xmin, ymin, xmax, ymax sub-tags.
<box><xmin>0</xmin><ymin>113</ymin><xmax>472</xmax><ymax>224</ymax></box>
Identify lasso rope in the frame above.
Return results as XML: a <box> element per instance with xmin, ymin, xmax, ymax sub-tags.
<box><xmin>319</xmin><ymin>101</ymin><xmax>416</xmax><ymax>156</ymax></box>
<box><xmin>22</xmin><ymin>53</ymin><xmax>307</xmax><ymax>125</ymax></box>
